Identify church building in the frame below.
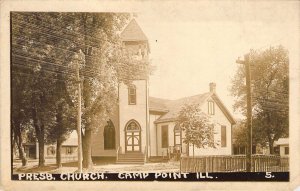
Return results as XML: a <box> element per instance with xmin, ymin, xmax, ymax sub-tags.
<box><xmin>91</xmin><ymin>19</ymin><xmax>236</xmax><ymax>164</ymax></box>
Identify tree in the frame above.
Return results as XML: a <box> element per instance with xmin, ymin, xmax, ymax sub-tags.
<box><xmin>11</xmin><ymin>12</ymin><xmax>76</xmax><ymax>167</ymax></box>
<box><xmin>177</xmin><ymin>104</ymin><xmax>216</xmax><ymax>156</ymax></box>
<box><xmin>233</xmin><ymin>120</ymin><xmax>267</xmax><ymax>152</ymax></box>
<box><xmin>11</xmin><ymin>70</ymin><xmax>32</xmax><ymax>166</ymax></box>
<box><xmin>230</xmin><ymin>45</ymin><xmax>289</xmax><ymax>154</ymax></box>
<box><xmin>232</xmin><ymin>120</ymin><xmax>248</xmax><ymax>147</ymax></box>
<box><xmin>47</xmin><ymin>75</ymin><xmax>76</xmax><ymax>168</ymax></box>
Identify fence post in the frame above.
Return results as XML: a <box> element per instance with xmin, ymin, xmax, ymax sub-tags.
<box><xmin>180</xmin><ymin>157</ymin><xmax>182</xmax><ymax>173</ymax></box>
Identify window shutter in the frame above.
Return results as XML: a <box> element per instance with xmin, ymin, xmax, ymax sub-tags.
<box><xmin>221</xmin><ymin>125</ymin><xmax>226</xmax><ymax>147</ymax></box>
<box><xmin>161</xmin><ymin>125</ymin><xmax>169</xmax><ymax>148</ymax></box>
<box><xmin>285</xmin><ymin>147</ymin><xmax>289</xmax><ymax>155</ymax></box>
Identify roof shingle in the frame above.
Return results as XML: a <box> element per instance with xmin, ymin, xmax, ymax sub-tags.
<box><xmin>149</xmin><ymin>93</ymin><xmax>211</xmax><ymax>122</ymax></box>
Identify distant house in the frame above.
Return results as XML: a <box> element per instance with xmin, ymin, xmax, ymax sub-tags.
<box><xmin>23</xmin><ymin>131</ymin><xmax>78</xmax><ymax>160</ymax></box>
<box><xmin>274</xmin><ymin>138</ymin><xmax>289</xmax><ymax>156</ymax></box>
<box><xmin>91</xmin><ymin>19</ymin><xmax>236</xmax><ymax>163</ymax></box>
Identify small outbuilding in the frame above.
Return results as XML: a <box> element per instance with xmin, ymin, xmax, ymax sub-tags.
<box><xmin>274</xmin><ymin>138</ymin><xmax>289</xmax><ymax>156</ymax></box>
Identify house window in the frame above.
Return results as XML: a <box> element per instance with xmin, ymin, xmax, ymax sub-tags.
<box><xmin>240</xmin><ymin>146</ymin><xmax>246</xmax><ymax>154</ymax></box>
<box><xmin>104</xmin><ymin>120</ymin><xmax>116</xmax><ymax>150</ymax></box>
<box><xmin>47</xmin><ymin>146</ymin><xmax>56</xmax><ymax>155</ymax></box>
<box><xmin>174</xmin><ymin>125</ymin><xmax>181</xmax><ymax>146</ymax></box>
<box><xmin>128</xmin><ymin>85</ymin><xmax>136</xmax><ymax>105</ymax></box>
<box><xmin>221</xmin><ymin>125</ymin><xmax>226</xmax><ymax>147</ymax></box>
<box><xmin>208</xmin><ymin>101</ymin><xmax>215</xmax><ymax>115</ymax></box>
<box><xmin>233</xmin><ymin>146</ymin><xmax>238</xmax><ymax>155</ymax></box>
<box><xmin>66</xmin><ymin>147</ymin><xmax>73</xmax><ymax>155</ymax></box>
<box><xmin>284</xmin><ymin>147</ymin><xmax>289</xmax><ymax>155</ymax></box>
<box><xmin>161</xmin><ymin>125</ymin><xmax>169</xmax><ymax>148</ymax></box>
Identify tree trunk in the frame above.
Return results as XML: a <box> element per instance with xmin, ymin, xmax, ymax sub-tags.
<box><xmin>193</xmin><ymin>144</ymin><xmax>195</xmax><ymax>158</ymax></box>
<box><xmin>56</xmin><ymin>139</ymin><xmax>63</xmax><ymax>168</ymax></box>
<box><xmin>55</xmin><ymin>102</ymin><xmax>63</xmax><ymax>168</ymax></box>
<box><xmin>14</xmin><ymin>122</ymin><xmax>27</xmax><ymax>166</ymax></box>
<box><xmin>32</xmin><ymin>103</ymin><xmax>46</xmax><ymax>167</ymax></box>
<box><xmin>269</xmin><ymin>139</ymin><xmax>274</xmax><ymax>154</ymax></box>
<box><xmin>82</xmin><ymin>129</ymin><xmax>93</xmax><ymax>169</ymax></box>
<box><xmin>17</xmin><ymin>133</ymin><xmax>27</xmax><ymax>166</ymax></box>
<box><xmin>38</xmin><ymin>131</ymin><xmax>45</xmax><ymax>167</ymax></box>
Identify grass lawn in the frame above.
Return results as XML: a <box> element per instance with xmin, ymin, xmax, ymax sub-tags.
<box><xmin>13</xmin><ymin>158</ymin><xmax>180</xmax><ymax>174</ymax></box>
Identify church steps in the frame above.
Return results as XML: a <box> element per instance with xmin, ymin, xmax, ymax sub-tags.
<box><xmin>116</xmin><ymin>152</ymin><xmax>145</xmax><ymax>164</ymax></box>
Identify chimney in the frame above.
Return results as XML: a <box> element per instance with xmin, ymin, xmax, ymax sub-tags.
<box><xmin>209</xmin><ymin>82</ymin><xmax>216</xmax><ymax>93</ymax></box>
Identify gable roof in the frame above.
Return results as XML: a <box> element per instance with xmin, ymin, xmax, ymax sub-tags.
<box><xmin>62</xmin><ymin>130</ymin><xmax>78</xmax><ymax>146</ymax></box>
<box><xmin>121</xmin><ymin>19</ymin><xmax>148</xmax><ymax>42</ymax></box>
<box><xmin>149</xmin><ymin>92</ymin><xmax>211</xmax><ymax>123</ymax></box>
<box><xmin>149</xmin><ymin>92</ymin><xmax>236</xmax><ymax>125</ymax></box>
<box><xmin>211</xmin><ymin>94</ymin><xmax>236</xmax><ymax>125</ymax></box>
<box><xmin>274</xmin><ymin>138</ymin><xmax>289</xmax><ymax>146</ymax></box>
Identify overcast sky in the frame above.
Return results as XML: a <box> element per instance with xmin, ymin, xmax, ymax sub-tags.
<box><xmin>134</xmin><ymin>1</ymin><xmax>299</xmax><ymax>118</ymax></box>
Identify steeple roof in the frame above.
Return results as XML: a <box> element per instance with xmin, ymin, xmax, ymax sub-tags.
<box><xmin>121</xmin><ymin>19</ymin><xmax>148</xmax><ymax>41</ymax></box>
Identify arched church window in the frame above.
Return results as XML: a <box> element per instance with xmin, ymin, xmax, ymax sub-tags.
<box><xmin>104</xmin><ymin>120</ymin><xmax>115</xmax><ymax>150</ymax></box>
<box><xmin>128</xmin><ymin>85</ymin><xmax>136</xmax><ymax>105</ymax></box>
<box><xmin>126</xmin><ymin>121</ymin><xmax>140</xmax><ymax>131</ymax></box>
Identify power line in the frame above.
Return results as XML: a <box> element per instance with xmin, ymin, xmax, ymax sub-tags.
<box><xmin>11</xmin><ymin>53</ymin><xmax>104</xmax><ymax>79</ymax></box>
<box><xmin>12</xmin><ymin>37</ymin><xmax>100</xmax><ymax>62</ymax></box>
<box><xmin>12</xmin><ymin>44</ymin><xmax>102</xmax><ymax>77</ymax></box>
<box><xmin>12</xmin><ymin>55</ymin><xmax>135</xmax><ymax>82</ymax></box>
<box><xmin>12</xmin><ymin>13</ymin><xmax>105</xmax><ymax>50</ymax></box>
<box><xmin>12</xmin><ymin>60</ymin><xmax>77</xmax><ymax>79</ymax></box>
<box><xmin>15</xmin><ymin>12</ymin><xmax>116</xmax><ymax>45</ymax></box>
<box><xmin>12</xmin><ymin>17</ymin><xmax>101</xmax><ymax>51</ymax></box>
<box><xmin>12</xmin><ymin>69</ymin><xmax>73</xmax><ymax>83</ymax></box>
<box><xmin>12</xmin><ymin>37</ymin><xmax>132</xmax><ymax>74</ymax></box>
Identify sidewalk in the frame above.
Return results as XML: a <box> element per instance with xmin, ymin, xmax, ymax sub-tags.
<box><xmin>13</xmin><ymin>159</ymin><xmax>180</xmax><ymax>174</ymax></box>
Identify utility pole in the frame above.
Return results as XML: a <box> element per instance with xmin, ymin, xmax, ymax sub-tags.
<box><xmin>75</xmin><ymin>51</ymin><xmax>83</xmax><ymax>173</ymax></box>
<box><xmin>236</xmin><ymin>53</ymin><xmax>252</xmax><ymax>172</ymax></box>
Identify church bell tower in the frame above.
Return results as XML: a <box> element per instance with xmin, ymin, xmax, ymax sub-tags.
<box><xmin>118</xmin><ymin>19</ymin><xmax>150</xmax><ymax>157</ymax></box>
<box><xmin>120</xmin><ymin>19</ymin><xmax>150</xmax><ymax>61</ymax></box>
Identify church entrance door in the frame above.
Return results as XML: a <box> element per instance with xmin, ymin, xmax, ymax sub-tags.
<box><xmin>125</xmin><ymin>120</ymin><xmax>141</xmax><ymax>152</ymax></box>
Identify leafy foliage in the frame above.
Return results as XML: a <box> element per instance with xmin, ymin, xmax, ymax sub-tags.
<box><xmin>177</xmin><ymin>104</ymin><xmax>216</xmax><ymax>149</ymax></box>
<box><xmin>230</xmin><ymin>46</ymin><xmax>289</xmax><ymax>153</ymax></box>
<box><xmin>233</xmin><ymin>120</ymin><xmax>267</xmax><ymax>147</ymax></box>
